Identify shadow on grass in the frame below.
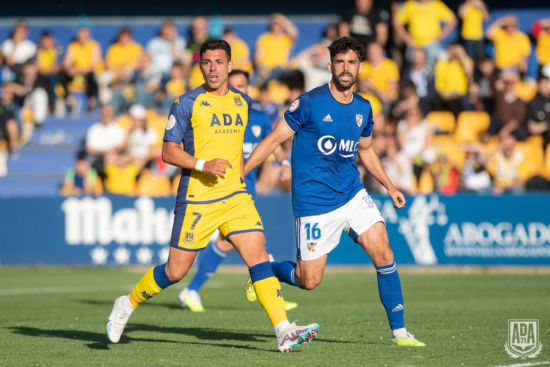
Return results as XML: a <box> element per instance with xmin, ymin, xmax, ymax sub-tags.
<box><xmin>6</xmin><ymin>326</ymin><xmax>277</xmax><ymax>352</ymax></box>
<box><xmin>79</xmin><ymin>299</ymin><xmax>245</xmax><ymax>311</ymax></box>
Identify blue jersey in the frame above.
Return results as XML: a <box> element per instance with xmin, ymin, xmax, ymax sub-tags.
<box><xmin>283</xmin><ymin>84</ymin><xmax>374</xmax><ymax>217</ymax></box>
<box><xmin>244</xmin><ymin>108</ymin><xmax>273</xmax><ymax>198</ymax></box>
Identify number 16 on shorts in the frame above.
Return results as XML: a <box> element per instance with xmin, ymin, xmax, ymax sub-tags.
<box><xmin>296</xmin><ymin>218</ymin><xmax>329</xmax><ymax>261</ymax></box>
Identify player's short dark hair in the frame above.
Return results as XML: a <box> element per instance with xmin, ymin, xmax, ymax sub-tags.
<box><xmin>229</xmin><ymin>69</ymin><xmax>250</xmax><ymax>82</ymax></box>
<box><xmin>328</xmin><ymin>37</ymin><xmax>364</xmax><ymax>62</ymax></box>
<box><xmin>200</xmin><ymin>39</ymin><xmax>231</xmax><ymax>62</ymax></box>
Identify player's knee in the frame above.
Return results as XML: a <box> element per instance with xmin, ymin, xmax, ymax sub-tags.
<box><xmin>373</xmin><ymin>247</ymin><xmax>394</xmax><ymax>267</ymax></box>
<box><xmin>165</xmin><ymin>266</ymin><xmax>187</xmax><ymax>283</ymax></box>
<box><xmin>301</xmin><ymin>277</ymin><xmax>322</xmax><ymax>290</ymax></box>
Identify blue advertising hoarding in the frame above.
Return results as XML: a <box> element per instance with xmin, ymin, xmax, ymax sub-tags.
<box><xmin>0</xmin><ymin>194</ymin><xmax>549</xmax><ymax>266</ymax></box>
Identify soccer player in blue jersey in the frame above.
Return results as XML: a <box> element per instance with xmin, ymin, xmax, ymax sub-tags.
<box><xmin>178</xmin><ymin>69</ymin><xmax>298</xmax><ymax>312</ymax></box>
<box><xmin>244</xmin><ymin>37</ymin><xmax>425</xmax><ymax>347</ymax></box>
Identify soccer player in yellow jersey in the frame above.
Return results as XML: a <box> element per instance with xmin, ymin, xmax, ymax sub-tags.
<box><xmin>105</xmin><ymin>39</ymin><xmax>319</xmax><ymax>352</ymax></box>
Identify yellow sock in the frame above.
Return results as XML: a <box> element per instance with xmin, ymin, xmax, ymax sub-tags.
<box><xmin>253</xmin><ymin>276</ymin><xmax>288</xmax><ymax>326</ymax></box>
<box><xmin>128</xmin><ymin>266</ymin><xmax>167</xmax><ymax>308</ymax></box>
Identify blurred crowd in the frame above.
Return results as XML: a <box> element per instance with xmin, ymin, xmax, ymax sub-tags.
<box><xmin>1</xmin><ymin>0</ymin><xmax>550</xmax><ymax>196</ymax></box>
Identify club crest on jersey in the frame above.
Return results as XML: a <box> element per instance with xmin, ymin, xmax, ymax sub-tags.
<box><xmin>356</xmin><ymin>114</ymin><xmax>363</xmax><ymax>127</ymax></box>
<box><xmin>252</xmin><ymin>125</ymin><xmax>261</xmax><ymax>137</ymax></box>
<box><xmin>289</xmin><ymin>99</ymin><xmax>299</xmax><ymax>112</ymax></box>
<box><xmin>183</xmin><ymin>232</ymin><xmax>195</xmax><ymax>245</ymax></box>
<box><xmin>307</xmin><ymin>242</ymin><xmax>317</xmax><ymax>252</ymax></box>
<box><xmin>234</xmin><ymin>96</ymin><xmax>244</xmax><ymax>108</ymax></box>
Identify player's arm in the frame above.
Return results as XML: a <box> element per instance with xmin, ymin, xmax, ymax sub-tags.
<box><xmin>357</xmin><ymin>137</ymin><xmax>406</xmax><ymax>209</ymax></box>
<box><xmin>244</xmin><ymin>121</ymin><xmax>294</xmax><ymax>176</ymax></box>
<box><xmin>273</xmin><ymin>145</ymin><xmax>291</xmax><ymax>181</ymax></box>
<box><xmin>162</xmin><ymin>142</ymin><xmax>232</xmax><ymax>177</ymax></box>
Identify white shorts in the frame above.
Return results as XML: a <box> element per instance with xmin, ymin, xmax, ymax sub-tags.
<box><xmin>295</xmin><ymin>189</ymin><xmax>385</xmax><ymax>261</ymax></box>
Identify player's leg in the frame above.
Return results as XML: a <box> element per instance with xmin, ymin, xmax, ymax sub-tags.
<box><xmin>223</xmin><ymin>194</ymin><xmax>319</xmax><ymax>352</ymax></box>
<box><xmin>348</xmin><ymin>191</ymin><xmax>425</xmax><ymax>347</ymax></box>
<box><xmin>180</xmin><ymin>233</ymin><xmax>233</xmax><ymax>312</ymax></box>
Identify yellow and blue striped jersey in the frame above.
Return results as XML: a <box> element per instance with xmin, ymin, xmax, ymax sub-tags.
<box><xmin>164</xmin><ymin>86</ymin><xmax>252</xmax><ymax>203</ymax></box>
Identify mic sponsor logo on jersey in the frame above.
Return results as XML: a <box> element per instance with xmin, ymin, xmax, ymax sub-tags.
<box><xmin>317</xmin><ymin>135</ymin><xmax>359</xmax><ymax>158</ymax></box>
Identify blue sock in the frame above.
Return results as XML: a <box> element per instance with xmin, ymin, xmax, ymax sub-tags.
<box><xmin>187</xmin><ymin>243</ymin><xmax>228</xmax><ymax>293</ymax></box>
<box><xmin>375</xmin><ymin>262</ymin><xmax>405</xmax><ymax>330</ymax></box>
<box><xmin>270</xmin><ymin>261</ymin><xmax>301</xmax><ymax>288</ymax></box>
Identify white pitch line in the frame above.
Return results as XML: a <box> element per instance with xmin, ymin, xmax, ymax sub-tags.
<box><xmin>494</xmin><ymin>361</ymin><xmax>550</xmax><ymax>367</ymax></box>
<box><xmin>0</xmin><ymin>284</ymin><xmax>134</xmax><ymax>296</ymax></box>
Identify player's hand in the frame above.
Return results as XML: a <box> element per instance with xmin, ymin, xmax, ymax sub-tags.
<box><xmin>203</xmin><ymin>158</ymin><xmax>233</xmax><ymax>177</ymax></box>
<box><xmin>278</xmin><ymin>165</ymin><xmax>291</xmax><ymax>182</ymax></box>
<box><xmin>388</xmin><ymin>187</ymin><xmax>406</xmax><ymax>209</ymax></box>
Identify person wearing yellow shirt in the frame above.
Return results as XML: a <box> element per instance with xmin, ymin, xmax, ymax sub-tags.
<box><xmin>393</xmin><ymin>0</ymin><xmax>457</xmax><ymax>67</ymax></box>
<box><xmin>98</xmin><ymin>28</ymin><xmax>143</xmax><ymax>109</ymax></box>
<box><xmin>458</xmin><ymin>0</ymin><xmax>489</xmax><ymax>61</ymax></box>
<box><xmin>223</xmin><ymin>27</ymin><xmax>253</xmax><ymax>74</ymax></box>
<box><xmin>162</xmin><ymin>62</ymin><xmax>187</xmax><ymax>112</ymax></box>
<box><xmin>37</xmin><ymin>32</ymin><xmax>62</xmax><ymax>111</ymax></box>
<box><xmin>433</xmin><ymin>43</ymin><xmax>473</xmax><ymax>117</ymax></box>
<box><xmin>486</xmin><ymin>16</ymin><xmax>531</xmax><ymax>74</ymax></box>
<box><xmin>359</xmin><ymin>42</ymin><xmax>399</xmax><ymax>115</ymax></box>
<box><xmin>535</xmin><ymin>18</ymin><xmax>550</xmax><ymax>76</ymax></box>
<box><xmin>104</xmin><ymin>154</ymin><xmax>140</xmax><ymax>196</ymax></box>
<box><xmin>253</xmin><ymin>13</ymin><xmax>299</xmax><ymax>84</ymax></box>
<box><xmin>59</xmin><ymin>26</ymin><xmax>102</xmax><ymax>111</ymax></box>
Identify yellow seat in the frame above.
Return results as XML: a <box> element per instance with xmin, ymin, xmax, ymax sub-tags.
<box><xmin>516</xmin><ymin>141</ymin><xmax>544</xmax><ymax>179</ymax></box>
<box><xmin>431</xmin><ymin>136</ymin><xmax>466</xmax><ymax>170</ymax></box>
<box><xmin>148</xmin><ymin>115</ymin><xmax>169</xmax><ymax>148</ymax></box>
<box><xmin>426</xmin><ymin>111</ymin><xmax>455</xmax><ymax>134</ymax></box>
<box><xmin>418</xmin><ymin>169</ymin><xmax>434</xmax><ymax>194</ymax></box>
<box><xmin>454</xmin><ymin>111</ymin><xmax>490</xmax><ymax>143</ymax></box>
<box><xmin>116</xmin><ymin>115</ymin><xmax>133</xmax><ymax>131</ymax></box>
<box><xmin>515</xmin><ymin>81</ymin><xmax>538</xmax><ymax>102</ymax></box>
<box><xmin>136</xmin><ymin>171</ymin><xmax>171</xmax><ymax>197</ymax></box>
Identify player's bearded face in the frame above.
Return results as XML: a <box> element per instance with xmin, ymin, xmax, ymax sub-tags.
<box><xmin>330</xmin><ymin>51</ymin><xmax>361</xmax><ymax>90</ymax></box>
<box><xmin>200</xmin><ymin>49</ymin><xmax>232</xmax><ymax>90</ymax></box>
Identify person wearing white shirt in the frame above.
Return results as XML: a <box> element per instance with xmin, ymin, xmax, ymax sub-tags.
<box><xmin>2</xmin><ymin>22</ymin><xmax>37</xmax><ymax>80</ymax></box>
<box><xmin>146</xmin><ymin>23</ymin><xmax>186</xmax><ymax>79</ymax></box>
<box><xmin>85</xmin><ymin>105</ymin><xmax>125</xmax><ymax>178</ymax></box>
<box><xmin>125</xmin><ymin>104</ymin><xmax>157</xmax><ymax>167</ymax></box>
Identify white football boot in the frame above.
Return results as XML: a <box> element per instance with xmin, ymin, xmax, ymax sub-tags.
<box><xmin>178</xmin><ymin>288</ymin><xmax>205</xmax><ymax>312</ymax></box>
<box><xmin>106</xmin><ymin>295</ymin><xmax>133</xmax><ymax>343</ymax></box>
<box><xmin>277</xmin><ymin>322</ymin><xmax>320</xmax><ymax>352</ymax></box>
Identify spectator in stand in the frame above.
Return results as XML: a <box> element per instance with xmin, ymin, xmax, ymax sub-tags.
<box><xmin>124</xmin><ymin>104</ymin><xmax>158</xmax><ymax>168</ymax></box>
<box><xmin>2</xmin><ymin>21</ymin><xmax>37</xmax><ymax>81</ymax></box>
<box><xmin>36</xmin><ymin>32</ymin><xmax>62</xmax><ymax>112</ymax></box>
<box><xmin>161</xmin><ymin>62</ymin><xmax>186</xmax><ymax>113</ymax></box>
<box><xmin>254</xmin><ymin>13</ymin><xmax>299</xmax><ymax>84</ymax></box>
<box><xmin>461</xmin><ymin>143</ymin><xmax>491</xmax><ymax>193</ymax></box>
<box><xmin>184</xmin><ymin>16</ymin><xmax>211</xmax><ymax>89</ymax></box>
<box><xmin>488</xmin><ymin>70</ymin><xmax>528</xmax><ymax>141</ymax></box>
<box><xmin>290</xmin><ymin>24</ymin><xmax>337</xmax><ymax>92</ymax></box>
<box><xmin>61</xmin><ymin>152</ymin><xmax>98</xmax><ymax>196</ymax></box>
<box><xmin>401</xmin><ymin>48</ymin><xmax>435</xmax><ymax>115</ymax></box>
<box><xmin>458</xmin><ymin>0</ymin><xmax>489</xmax><ymax>61</ymax></box>
<box><xmin>359</xmin><ymin>42</ymin><xmax>399</xmax><ymax>115</ymax></box>
<box><xmin>340</xmin><ymin>0</ymin><xmax>389</xmax><ymax>51</ymax></box>
<box><xmin>356</xmin><ymin>77</ymin><xmax>382</xmax><ymax>119</ymax></box>
<box><xmin>430</xmin><ymin>153</ymin><xmax>459</xmax><ymax>195</ymax></box>
<box><xmin>393</xmin><ymin>0</ymin><xmax>457</xmax><ymax>66</ymax></box>
<box><xmin>486</xmin><ymin>16</ymin><xmax>531</xmax><ymax>74</ymax></box>
<box><xmin>59</xmin><ymin>26</ymin><xmax>102</xmax><ymax>112</ymax></box>
<box><xmin>392</xmin><ymin>82</ymin><xmax>421</xmax><ymax>120</ymax></box>
<box><xmin>381</xmin><ymin>134</ymin><xmax>414</xmax><ymax>194</ymax></box>
<box><xmin>433</xmin><ymin>42</ymin><xmax>473</xmax><ymax>117</ymax></box>
<box><xmin>397</xmin><ymin>105</ymin><xmax>434</xmax><ymax>183</ymax></box>
<box><xmin>527</xmin><ymin>76</ymin><xmax>550</xmax><ymax>146</ymax></box>
<box><xmin>487</xmin><ymin>135</ymin><xmax>525</xmax><ymax>195</ymax></box>
<box><xmin>10</xmin><ymin>61</ymin><xmax>49</xmax><ymax>127</ymax></box>
<box><xmin>469</xmin><ymin>55</ymin><xmax>497</xmax><ymax>112</ymax></box>
<box><xmin>85</xmin><ymin>105</ymin><xmax>125</xmax><ymax>180</ymax></box>
<box><xmin>130</xmin><ymin>53</ymin><xmax>161</xmax><ymax>110</ymax></box>
<box><xmin>0</xmin><ymin>87</ymin><xmax>20</xmax><ymax>177</ymax></box>
<box><xmin>98</xmin><ymin>27</ymin><xmax>143</xmax><ymax>108</ymax></box>
<box><xmin>223</xmin><ymin>27</ymin><xmax>252</xmax><ymax>74</ymax></box>
<box><xmin>146</xmin><ymin>22</ymin><xmax>186</xmax><ymax>81</ymax></box>
<box><xmin>534</xmin><ymin>18</ymin><xmax>550</xmax><ymax>77</ymax></box>
<box><xmin>104</xmin><ymin>153</ymin><xmax>140</xmax><ymax>196</ymax></box>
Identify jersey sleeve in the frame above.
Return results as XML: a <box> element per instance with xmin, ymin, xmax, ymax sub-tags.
<box><xmin>437</xmin><ymin>1</ymin><xmax>455</xmax><ymax>22</ymax></box>
<box><xmin>361</xmin><ymin>103</ymin><xmax>375</xmax><ymax>138</ymax></box>
<box><xmin>163</xmin><ymin>98</ymin><xmax>191</xmax><ymax>144</ymax></box>
<box><xmin>283</xmin><ymin>95</ymin><xmax>311</xmax><ymax>133</ymax></box>
<box><xmin>395</xmin><ymin>2</ymin><xmax>410</xmax><ymax>24</ymax></box>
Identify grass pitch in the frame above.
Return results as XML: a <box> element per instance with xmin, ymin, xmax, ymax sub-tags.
<box><xmin>0</xmin><ymin>267</ymin><xmax>548</xmax><ymax>366</ymax></box>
